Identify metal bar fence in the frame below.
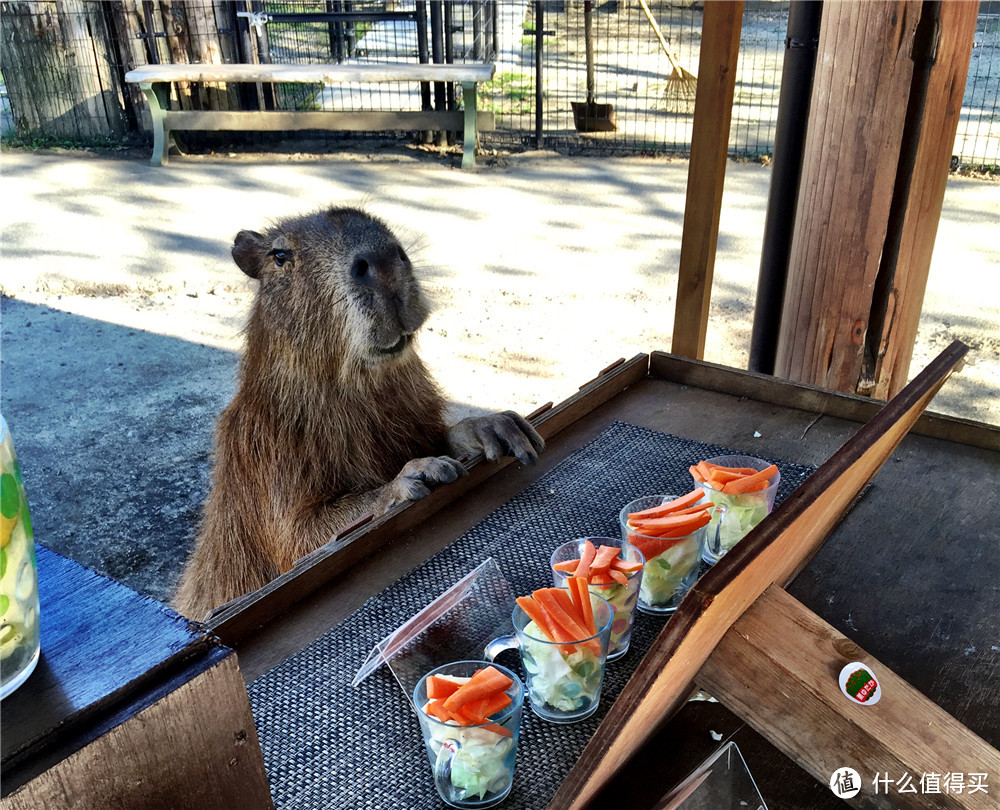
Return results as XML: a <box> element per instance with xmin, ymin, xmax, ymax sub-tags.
<box><xmin>1</xmin><ymin>0</ymin><xmax>997</xmax><ymax>168</ymax></box>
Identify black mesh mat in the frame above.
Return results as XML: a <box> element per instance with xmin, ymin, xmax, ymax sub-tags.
<box><xmin>246</xmin><ymin>421</ymin><xmax>815</xmax><ymax>810</ymax></box>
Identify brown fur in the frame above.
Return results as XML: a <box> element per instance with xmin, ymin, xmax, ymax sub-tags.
<box><xmin>173</xmin><ymin>207</ymin><xmax>543</xmax><ymax>619</ymax></box>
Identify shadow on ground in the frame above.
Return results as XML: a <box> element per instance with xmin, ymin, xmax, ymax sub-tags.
<box><xmin>2</xmin><ymin>296</ymin><xmax>236</xmax><ymax>603</ymax></box>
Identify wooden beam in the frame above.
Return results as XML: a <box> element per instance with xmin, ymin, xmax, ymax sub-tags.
<box><xmin>548</xmin><ymin>341</ymin><xmax>968</xmax><ymax>809</ymax></box>
<box><xmin>670</xmin><ymin>1</ymin><xmax>743</xmax><ymax>359</ymax></box>
<box><xmin>772</xmin><ymin>0</ymin><xmax>977</xmax><ymax>398</ymax></box>
<box><xmin>3</xmin><ymin>653</ymin><xmax>273</xmax><ymax>810</ymax></box>
<box><xmin>699</xmin><ymin>585</ymin><xmax>1000</xmax><ymax>810</ymax></box>
<box><xmin>867</xmin><ymin>1</ymin><xmax>980</xmax><ymax>400</ymax></box>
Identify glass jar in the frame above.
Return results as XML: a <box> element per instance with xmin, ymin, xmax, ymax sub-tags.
<box><xmin>1</xmin><ymin>415</ymin><xmax>41</xmax><ymax>699</ymax></box>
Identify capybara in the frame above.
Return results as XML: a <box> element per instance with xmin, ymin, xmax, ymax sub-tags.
<box><xmin>173</xmin><ymin>207</ymin><xmax>544</xmax><ymax>619</ymax></box>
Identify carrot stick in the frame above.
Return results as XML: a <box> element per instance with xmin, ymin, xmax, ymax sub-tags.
<box><xmin>553</xmin><ymin>560</ymin><xmax>579</xmax><ymax>573</ymax></box>
<box><xmin>424</xmin><ymin>699</ymin><xmax>456</xmax><ymax>723</ymax></box>
<box><xmin>568</xmin><ymin>576</ymin><xmax>594</xmax><ymax>634</ymax></box>
<box><xmin>628</xmin><ymin>511</ymin><xmax>711</xmax><ymax>536</ymax></box>
<box><xmin>456</xmin><ymin>692</ymin><xmax>512</xmax><ymax>724</ymax></box>
<box><xmin>721</xmin><ymin>463</ymin><xmax>778</xmax><ymax>494</ymax></box>
<box><xmin>516</xmin><ymin>595</ymin><xmax>563</xmax><ymax>642</ymax></box>
<box><xmin>609</xmin><ymin>569</ymin><xmax>628</xmax><ymax>587</ymax></box>
<box><xmin>483</xmin><ymin>723</ymin><xmax>514</xmax><ymax>738</ymax></box>
<box><xmin>550</xmin><ymin>587</ymin><xmax>589</xmax><ymax>632</ymax></box>
<box><xmin>689</xmin><ymin>464</ymin><xmax>705</xmax><ymax>482</ymax></box>
<box><xmin>702</xmin><ymin>462</ymin><xmax>759</xmax><ymax>475</ymax></box>
<box><xmin>610</xmin><ymin>557</ymin><xmax>643</xmax><ymax>573</ymax></box>
<box><xmin>722</xmin><ymin>479</ymin><xmax>770</xmax><ymax>494</ymax></box>
<box><xmin>426</xmin><ymin>674</ymin><xmax>465</xmax><ymax>700</ymax></box>
<box><xmin>442</xmin><ymin>666</ymin><xmax>513</xmax><ymax>713</ymax></box>
<box><xmin>696</xmin><ymin>461</ymin><xmax>714</xmax><ymax>481</ymax></box>
<box><xmin>627</xmin><ymin>488</ymin><xmax>705</xmax><ymax>520</ymax></box>
<box><xmin>590</xmin><ymin>544</ymin><xmax>621</xmax><ymax>572</ymax></box>
<box><xmin>534</xmin><ymin>588</ymin><xmax>590</xmax><ymax>640</ymax></box>
<box><xmin>573</xmin><ymin>539</ymin><xmax>597</xmax><ymax>579</ymax></box>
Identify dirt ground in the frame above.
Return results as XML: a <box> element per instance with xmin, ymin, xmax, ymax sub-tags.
<box><xmin>1</xmin><ymin>145</ymin><xmax>997</xmax><ymax>603</ymax></box>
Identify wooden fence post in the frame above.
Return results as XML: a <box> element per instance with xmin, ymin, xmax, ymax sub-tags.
<box><xmin>670</xmin><ymin>1</ymin><xmax>744</xmax><ymax>360</ymax></box>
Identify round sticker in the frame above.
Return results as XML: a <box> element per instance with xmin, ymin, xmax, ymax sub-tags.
<box><xmin>839</xmin><ymin>662</ymin><xmax>881</xmax><ymax>706</ymax></box>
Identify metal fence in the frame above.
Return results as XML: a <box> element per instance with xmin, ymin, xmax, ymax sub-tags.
<box><xmin>1</xmin><ymin>1</ymin><xmax>998</xmax><ymax>167</ymax></box>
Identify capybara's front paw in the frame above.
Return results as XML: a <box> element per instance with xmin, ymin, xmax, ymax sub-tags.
<box><xmin>381</xmin><ymin>455</ymin><xmax>469</xmax><ymax>510</ymax></box>
<box><xmin>447</xmin><ymin>411</ymin><xmax>545</xmax><ymax>466</ymax></box>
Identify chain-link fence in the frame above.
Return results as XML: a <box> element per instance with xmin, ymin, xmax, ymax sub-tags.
<box><xmin>1</xmin><ymin>1</ymin><xmax>998</xmax><ymax>167</ymax></box>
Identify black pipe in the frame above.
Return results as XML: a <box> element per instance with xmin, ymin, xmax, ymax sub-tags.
<box><xmin>536</xmin><ymin>0</ymin><xmax>544</xmax><ymax>148</ymax></box>
<box><xmin>416</xmin><ymin>1</ymin><xmax>432</xmax><ymax>116</ymax></box>
<box><xmin>326</xmin><ymin>1</ymin><xmax>343</xmax><ymax>63</ymax></box>
<box><xmin>748</xmin><ymin>0</ymin><xmax>823</xmax><ymax>375</ymax></box>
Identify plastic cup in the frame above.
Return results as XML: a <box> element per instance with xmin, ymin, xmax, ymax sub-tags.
<box><xmin>485</xmin><ymin>593</ymin><xmax>613</xmax><ymax>724</ymax></box>
<box><xmin>1</xmin><ymin>416</ymin><xmax>41</xmax><ymax>700</ymax></box>
<box><xmin>619</xmin><ymin>495</ymin><xmax>707</xmax><ymax>615</ymax></box>
<box><xmin>549</xmin><ymin>537</ymin><xmax>644</xmax><ymax>661</ymax></box>
<box><xmin>413</xmin><ymin>660</ymin><xmax>524</xmax><ymax>809</ymax></box>
<box><xmin>694</xmin><ymin>455</ymin><xmax>780</xmax><ymax>564</ymax></box>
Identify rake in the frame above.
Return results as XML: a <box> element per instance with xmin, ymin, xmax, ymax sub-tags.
<box><xmin>638</xmin><ymin>0</ymin><xmax>698</xmax><ymax>113</ymax></box>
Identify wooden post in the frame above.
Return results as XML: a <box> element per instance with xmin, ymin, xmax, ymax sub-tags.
<box><xmin>670</xmin><ymin>1</ymin><xmax>743</xmax><ymax>359</ymax></box>
<box><xmin>867</xmin><ymin>0</ymin><xmax>980</xmax><ymax>399</ymax></box>
<box><xmin>774</xmin><ymin>1</ymin><xmax>979</xmax><ymax>397</ymax></box>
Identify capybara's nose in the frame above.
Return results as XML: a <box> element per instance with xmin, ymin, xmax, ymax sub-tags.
<box><xmin>349</xmin><ymin>255</ymin><xmax>375</xmax><ymax>286</ymax></box>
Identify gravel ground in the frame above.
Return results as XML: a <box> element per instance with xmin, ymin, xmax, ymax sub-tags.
<box><xmin>1</xmin><ymin>146</ymin><xmax>997</xmax><ymax>602</ymax></box>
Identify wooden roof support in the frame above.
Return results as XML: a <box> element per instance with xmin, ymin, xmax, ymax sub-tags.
<box><xmin>548</xmin><ymin>341</ymin><xmax>995</xmax><ymax>808</ymax></box>
<box><xmin>774</xmin><ymin>0</ymin><xmax>979</xmax><ymax>396</ymax></box>
<box><xmin>670</xmin><ymin>1</ymin><xmax>743</xmax><ymax>359</ymax></box>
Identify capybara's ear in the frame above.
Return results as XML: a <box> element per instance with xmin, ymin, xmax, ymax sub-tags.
<box><xmin>232</xmin><ymin>230</ymin><xmax>268</xmax><ymax>279</ymax></box>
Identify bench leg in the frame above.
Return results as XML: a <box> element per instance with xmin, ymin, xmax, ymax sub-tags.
<box><xmin>462</xmin><ymin>81</ymin><xmax>479</xmax><ymax>170</ymax></box>
<box><xmin>139</xmin><ymin>82</ymin><xmax>172</xmax><ymax>166</ymax></box>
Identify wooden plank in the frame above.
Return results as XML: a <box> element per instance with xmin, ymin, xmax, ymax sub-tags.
<box><xmin>1</xmin><ymin>545</ymin><xmax>214</xmax><ymax>769</ymax></box>
<box><xmin>125</xmin><ymin>62</ymin><xmax>496</xmax><ymax>84</ymax></box>
<box><xmin>159</xmin><ymin>108</ymin><xmax>496</xmax><ymax>133</ymax></box>
<box><xmin>670</xmin><ymin>1</ymin><xmax>743</xmax><ymax>359</ymax></box>
<box><xmin>2</xmin><ymin>653</ymin><xmax>273</xmax><ymax>810</ymax></box>
<box><xmin>774</xmin><ymin>0</ymin><xmax>920</xmax><ymax>391</ymax></box>
<box><xmin>649</xmin><ymin>351</ymin><xmax>999</xmax><ymax>450</ymax></box>
<box><xmin>700</xmin><ymin>586</ymin><xmax>1000</xmax><ymax>809</ymax></box>
<box><xmin>206</xmin><ymin>354</ymin><xmax>650</xmax><ymax>645</ymax></box>
<box><xmin>869</xmin><ymin>1</ymin><xmax>980</xmax><ymax>400</ymax></box>
<box><xmin>549</xmin><ymin>341</ymin><xmax>969</xmax><ymax>809</ymax></box>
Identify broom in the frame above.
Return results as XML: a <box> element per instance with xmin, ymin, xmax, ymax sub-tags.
<box><xmin>637</xmin><ymin>0</ymin><xmax>698</xmax><ymax>113</ymax></box>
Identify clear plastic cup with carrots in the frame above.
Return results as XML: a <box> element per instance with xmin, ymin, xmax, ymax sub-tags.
<box><xmin>690</xmin><ymin>455</ymin><xmax>780</xmax><ymax>564</ymax></box>
<box><xmin>486</xmin><ymin>585</ymin><xmax>613</xmax><ymax>723</ymax></box>
<box><xmin>414</xmin><ymin>660</ymin><xmax>524</xmax><ymax>808</ymax></box>
<box><xmin>619</xmin><ymin>490</ymin><xmax>710</xmax><ymax>614</ymax></box>
<box><xmin>549</xmin><ymin>537</ymin><xmax>644</xmax><ymax>660</ymax></box>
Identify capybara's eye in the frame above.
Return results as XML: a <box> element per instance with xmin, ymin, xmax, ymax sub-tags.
<box><xmin>351</xmin><ymin>257</ymin><xmax>371</xmax><ymax>281</ymax></box>
<box><xmin>269</xmin><ymin>249</ymin><xmax>291</xmax><ymax>267</ymax></box>
<box><xmin>397</xmin><ymin>246</ymin><xmax>409</xmax><ymax>264</ymax></box>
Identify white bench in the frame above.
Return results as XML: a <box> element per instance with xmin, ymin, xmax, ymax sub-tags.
<box><xmin>124</xmin><ymin>62</ymin><xmax>496</xmax><ymax>169</ymax></box>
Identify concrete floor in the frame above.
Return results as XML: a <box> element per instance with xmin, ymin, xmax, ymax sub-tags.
<box><xmin>1</xmin><ymin>145</ymin><xmax>997</xmax><ymax>603</ymax></box>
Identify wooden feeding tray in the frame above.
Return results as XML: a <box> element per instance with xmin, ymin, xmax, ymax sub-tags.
<box><xmin>3</xmin><ymin>345</ymin><xmax>998</xmax><ymax>809</ymax></box>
